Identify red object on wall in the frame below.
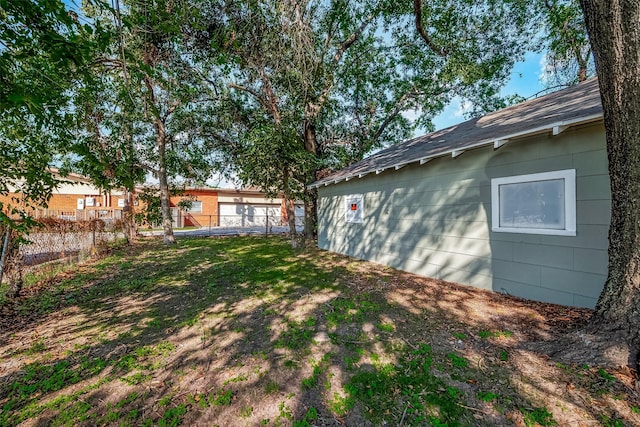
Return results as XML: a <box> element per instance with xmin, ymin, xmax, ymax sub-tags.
<box><xmin>351</xmin><ymin>203</ymin><xmax>358</xmax><ymax>210</ymax></box>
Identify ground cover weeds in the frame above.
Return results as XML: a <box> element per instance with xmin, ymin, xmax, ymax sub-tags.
<box><xmin>0</xmin><ymin>236</ymin><xmax>638</xmax><ymax>426</ymax></box>
<box><xmin>345</xmin><ymin>343</ymin><xmax>468</xmax><ymax>425</ymax></box>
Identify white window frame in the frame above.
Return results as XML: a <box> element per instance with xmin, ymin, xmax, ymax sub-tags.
<box><xmin>345</xmin><ymin>194</ymin><xmax>364</xmax><ymax>223</ymax></box>
<box><xmin>186</xmin><ymin>200</ymin><xmax>203</xmax><ymax>213</ymax></box>
<box><xmin>491</xmin><ymin>169</ymin><xmax>576</xmax><ymax>236</ymax></box>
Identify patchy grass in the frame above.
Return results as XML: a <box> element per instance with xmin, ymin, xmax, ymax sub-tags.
<box><xmin>0</xmin><ymin>235</ymin><xmax>638</xmax><ymax>426</ymax></box>
<box><xmin>345</xmin><ymin>343</ymin><xmax>468</xmax><ymax>425</ymax></box>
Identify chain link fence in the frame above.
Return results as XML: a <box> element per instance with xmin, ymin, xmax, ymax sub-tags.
<box><xmin>18</xmin><ymin>218</ymin><xmax>124</xmax><ymax>265</ymax></box>
<box><xmin>142</xmin><ymin>213</ymin><xmax>304</xmax><ymax>234</ymax></box>
<box><xmin>1</xmin><ymin>219</ymin><xmax>124</xmax><ymax>297</ymax></box>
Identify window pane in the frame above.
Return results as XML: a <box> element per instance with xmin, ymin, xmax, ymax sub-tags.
<box><xmin>499</xmin><ymin>179</ymin><xmax>565</xmax><ymax>229</ymax></box>
<box><xmin>188</xmin><ymin>201</ymin><xmax>202</xmax><ymax>213</ymax></box>
<box><xmin>345</xmin><ymin>195</ymin><xmax>363</xmax><ymax>223</ymax></box>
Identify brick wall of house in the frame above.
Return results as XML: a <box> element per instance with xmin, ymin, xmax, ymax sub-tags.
<box><xmin>171</xmin><ymin>189</ymin><xmax>219</xmax><ymax>227</ymax></box>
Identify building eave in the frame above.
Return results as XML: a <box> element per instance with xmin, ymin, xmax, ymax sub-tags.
<box><xmin>308</xmin><ymin>112</ymin><xmax>603</xmax><ymax>190</ymax></box>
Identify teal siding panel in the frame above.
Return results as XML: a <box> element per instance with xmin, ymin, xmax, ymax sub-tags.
<box><xmin>512</xmin><ymin>243</ymin><xmax>574</xmax><ymax>270</ymax></box>
<box><xmin>317</xmin><ymin>124</ymin><xmax>609</xmax><ymax>308</ymax></box>
<box><xmin>573</xmin><ymin>248</ymin><xmax>608</xmax><ymax>275</ymax></box>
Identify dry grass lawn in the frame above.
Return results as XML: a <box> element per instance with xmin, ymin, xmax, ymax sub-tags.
<box><xmin>0</xmin><ymin>235</ymin><xmax>638</xmax><ymax>426</ymax></box>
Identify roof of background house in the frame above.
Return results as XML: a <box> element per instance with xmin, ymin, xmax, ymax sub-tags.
<box><xmin>176</xmin><ymin>187</ymin><xmax>282</xmax><ymax>197</ymax></box>
<box><xmin>132</xmin><ymin>185</ymin><xmax>279</xmax><ymax>197</ymax></box>
<box><xmin>310</xmin><ymin>78</ymin><xmax>603</xmax><ymax>189</ymax></box>
<box><xmin>46</xmin><ymin>168</ymin><xmax>94</xmax><ymax>184</ymax></box>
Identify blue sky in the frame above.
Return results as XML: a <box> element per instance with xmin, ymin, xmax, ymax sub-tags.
<box><xmin>432</xmin><ymin>51</ymin><xmax>547</xmax><ymax>130</ymax></box>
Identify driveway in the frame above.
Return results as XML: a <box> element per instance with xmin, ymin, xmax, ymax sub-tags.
<box><xmin>139</xmin><ymin>225</ymin><xmax>303</xmax><ymax>238</ymax></box>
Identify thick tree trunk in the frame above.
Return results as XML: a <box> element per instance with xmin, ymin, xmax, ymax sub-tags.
<box><xmin>303</xmin><ymin>120</ymin><xmax>319</xmax><ymax>241</ymax></box>
<box><xmin>304</xmin><ymin>190</ymin><xmax>317</xmax><ymax>241</ymax></box>
<box><xmin>122</xmin><ymin>192</ymin><xmax>137</xmax><ymax>245</ymax></box>
<box><xmin>155</xmin><ymin>118</ymin><xmax>176</xmax><ymax>245</ymax></box>
<box><xmin>284</xmin><ymin>195</ymin><xmax>298</xmax><ymax>248</ymax></box>
<box><xmin>579</xmin><ymin>0</ymin><xmax>640</xmax><ymax>367</ymax></box>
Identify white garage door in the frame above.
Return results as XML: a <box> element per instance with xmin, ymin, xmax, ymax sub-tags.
<box><xmin>219</xmin><ymin>204</ymin><xmax>281</xmax><ymax>227</ymax></box>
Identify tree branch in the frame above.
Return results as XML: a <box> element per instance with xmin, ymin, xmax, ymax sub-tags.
<box><xmin>228</xmin><ymin>83</ymin><xmax>269</xmax><ymax>110</ymax></box>
<box><xmin>413</xmin><ymin>0</ymin><xmax>448</xmax><ymax>56</ymax></box>
<box><xmin>137</xmin><ymin>162</ymin><xmax>158</xmax><ymax>175</ymax></box>
<box><xmin>334</xmin><ymin>14</ymin><xmax>374</xmax><ymax>64</ymax></box>
<box><xmin>142</xmin><ymin>75</ymin><xmax>162</xmax><ymax>120</ymax></box>
<box><xmin>163</xmin><ymin>99</ymin><xmax>181</xmax><ymax>122</ymax></box>
<box><xmin>258</xmin><ymin>66</ymin><xmax>282</xmax><ymax>124</ymax></box>
<box><xmin>306</xmin><ymin>12</ymin><xmax>375</xmax><ymax>123</ymax></box>
<box><xmin>203</xmin><ymin>131</ymin><xmax>238</xmax><ymax>149</ymax></box>
<box><xmin>371</xmin><ymin>88</ymin><xmax>419</xmax><ymax>143</ymax></box>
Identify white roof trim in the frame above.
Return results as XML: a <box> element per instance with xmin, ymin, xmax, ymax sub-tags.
<box><xmin>493</xmin><ymin>139</ymin><xmax>508</xmax><ymax>149</ymax></box>
<box><xmin>437</xmin><ymin>113</ymin><xmax>602</xmax><ymax>158</ymax></box>
<box><xmin>553</xmin><ymin>125</ymin><xmax>569</xmax><ymax>135</ymax></box>
<box><xmin>308</xmin><ymin>112</ymin><xmax>603</xmax><ymax>190</ymax></box>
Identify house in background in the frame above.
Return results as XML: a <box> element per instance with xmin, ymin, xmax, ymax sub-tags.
<box><xmin>170</xmin><ymin>188</ymin><xmax>303</xmax><ymax>228</ymax></box>
<box><xmin>1</xmin><ymin>171</ymin><xmax>304</xmax><ymax>229</ymax></box>
<box><xmin>310</xmin><ymin>78</ymin><xmax>609</xmax><ymax>309</ymax></box>
<box><xmin>0</xmin><ymin>169</ymin><xmax>131</xmax><ymax>222</ymax></box>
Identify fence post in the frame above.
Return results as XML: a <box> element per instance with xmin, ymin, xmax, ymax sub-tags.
<box><xmin>265</xmin><ymin>210</ymin><xmax>269</xmax><ymax>237</ymax></box>
<box><xmin>0</xmin><ymin>228</ymin><xmax>10</xmax><ymax>285</ymax></box>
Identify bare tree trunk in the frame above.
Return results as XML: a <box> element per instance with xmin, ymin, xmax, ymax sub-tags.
<box><xmin>284</xmin><ymin>195</ymin><xmax>298</xmax><ymax>248</ymax></box>
<box><xmin>580</xmin><ymin>0</ymin><xmax>640</xmax><ymax>367</ymax></box>
<box><xmin>0</xmin><ymin>228</ymin><xmax>10</xmax><ymax>286</ymax></box>
<box><xmin>577</xmin><ymin>56</ymin><xmax>588</xmax><ymax>82</ymax></box>
<box><xmin>155</xmin><ymin>118</ymin><xmax>176</xmax><ymax>245</ymax></box>
<box><xmin>303</xmin><ymin>120</ymin><xmax>319</xmax><ymax>241</ymax></box>
<box><xmin>122</xmin><ymin>191</ymin><xmax>137</xmax><ymax>245</ymax></box>
<box><xmin>0</xmin><ymin>228</ymin><xmax>23</xmax><ymax>298</ymax></box>
<box><xmin>304</xmin><ymin>190</ymin><xmax>317</xmax><ymax>241</ymax></box>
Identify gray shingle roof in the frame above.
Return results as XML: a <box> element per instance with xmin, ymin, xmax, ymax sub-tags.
<box><xmin>310</xmin><ymin>78</ymin><xmax>603</xmax><ymax>189</ymax></box>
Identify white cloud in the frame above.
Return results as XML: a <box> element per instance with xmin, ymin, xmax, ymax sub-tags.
<box><xmin>453</xmin><ymin>97</ymin><xmax>472</xmax><ymax>118</ymax></box>
<box><xmin>538</xmin><ymin>54</ymin><xmax>552</xmax><ymax>85</ymax></box>
<box><xmin>401</xmin><ymin>107</ymin><xmax>422</xmax><ymax>122</ymax></box>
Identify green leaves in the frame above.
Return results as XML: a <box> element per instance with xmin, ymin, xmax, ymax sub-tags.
<box><xmin>539</xmin><ymin>0</ymin><xmax>594</xmax><ymax>85</ymax></box>
<box><xmin>0</xmin><ymin>1</ymin><xmax>112</xmax><ymax>225</ymax></box>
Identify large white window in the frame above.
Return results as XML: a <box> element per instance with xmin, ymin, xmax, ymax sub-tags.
<box><xmin>491</xmin><ymin>169</ymin><xmax>576</xmax><ymax>236</ymax></box>
<box><xmin>345</xmin><ymin>194</ymin><xmax>364</xmax><ymax>223</ymax></box>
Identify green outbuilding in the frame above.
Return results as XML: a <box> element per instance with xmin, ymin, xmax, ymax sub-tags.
<box><xmin>311</xmin><ymin>79</ymin><xmax>608</xmax><ymax>308</ymax></box>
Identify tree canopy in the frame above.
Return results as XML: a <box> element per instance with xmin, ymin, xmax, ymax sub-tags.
<box><xmin>70</xmin><ymin>0</ymin><xmax>225</xmax><ymax>243</ymax></box>
<box><xmin>0</xmin><ymin>0</ymin><xmax>107</xmax><ymax>227</ymax></box>
<box><xmin>540</xmin><ymin>0</ymin><xmax>595</xmax><ymax>86</ymax></box>
<box><xmin>189</xmin><ymin>0</ymin><xmax>538</xmax><ymax>241</ymax></box>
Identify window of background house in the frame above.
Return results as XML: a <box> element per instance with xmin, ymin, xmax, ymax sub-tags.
<box><xmin>345</xmin><ymin>194</ymin><xmax>364</xmax><ymax>223</ymax></box>
<box><xmin>491</xmin><ymin>169</ymin><xmax>576</xmax><ymax>236</ymax></box>
<box><xmin>187</xmin><ymin>201</ymin><xmax>203</xmax><ymax>213</ymax></box>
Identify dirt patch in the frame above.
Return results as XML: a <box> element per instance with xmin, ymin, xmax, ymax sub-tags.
<box><xmin>0</xmin><ymin>236</ymin><xmax>638</xmax><ymax>426</ymax></box>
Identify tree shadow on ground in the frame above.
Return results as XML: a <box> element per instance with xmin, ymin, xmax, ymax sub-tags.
<box><xmin>0</xmin><ymin>235</ymin><xmax>638</xmax><ymax>426</ymax></box>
